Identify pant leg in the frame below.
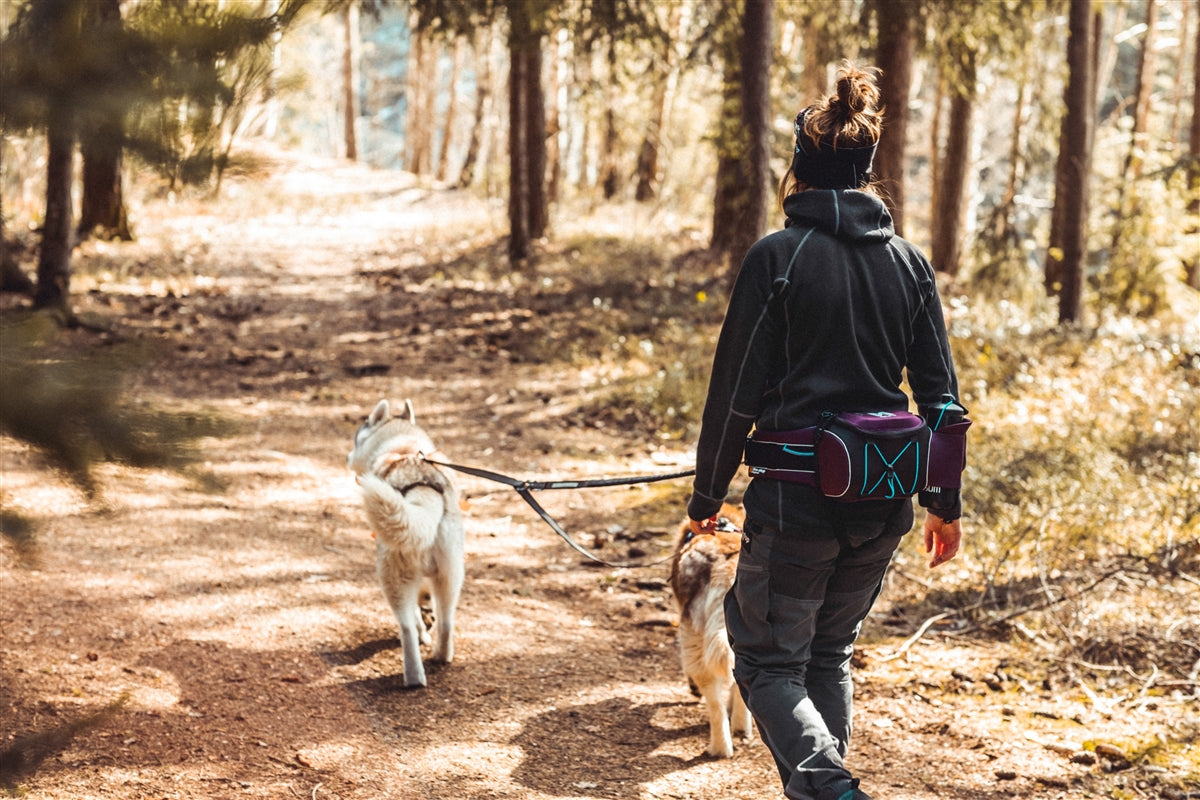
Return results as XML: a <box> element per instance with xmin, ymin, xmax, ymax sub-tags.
<box><xmin>725</xmin><ymin>522</ymin><xmax>847</xmax><ymax>799</ymax></box>
<box><xmin>805</xmin><ymin>530</ymin><xmax>904</xmax><ymax>756</ymax></box>
<box><xmin>725</xmin><ymin>520</ymin><xmax>904</xmax><ymax>800</ymax></box>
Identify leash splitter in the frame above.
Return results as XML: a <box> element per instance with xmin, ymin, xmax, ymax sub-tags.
<box><xmin>420</xmin><ymin>454</ymin><xmax>694</xmax><ymax>569</ymax></box>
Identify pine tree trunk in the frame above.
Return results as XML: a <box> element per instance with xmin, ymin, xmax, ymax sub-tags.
<box><xmin>544</xmin><ymin>30</ymin><xmax>561</xmax><ymax>203</ymax></box>
<box><xmin>872</xmin><ymin>0</ymin><xmax>913</xmax><ymax>236</ymax></box>
<box><xmin>407</xmin><ymin>23</ymin><xmax>432</xmax><ymax>174</ymax></box>
<box><xmin>1046</xmin><ymin>8</ymin><xmax>1102</xmax><ymax>297</ymax></box>
<box><xmin>507</xmin><ymin>0</ymin><xmax>547</xmax><ymax>261</ymax></box>
<box><xmin>342</xmin><ymin>3</ymin><xmax>358</xmax><ymax>161</ymax></box>
<box><xmin>1168</xmin><ymin>0</ymin><xmax>1191</xmax><ymax>146</ymax></box>
<box><xmin>436</xmin><ymin>37</ymin><xmax>463</xmax><ymax>183</ymax></box>
<box><xmin>1121</xmin><ymin>0</ymin><xmax>1156</xmax><ymax>183</ymax></box>
<box><xmin>1186</xmin><ymin>6</ymin><xmax>1200</xmax><ymax>289</ymax></box>
<box><xmin>1055</xmin><ymin>0</ymin><xmax>1095</xmax><ymax>324</ymax></box>
<box><xmin>992</xmin><ymin>69</ymin><xmax>1027</xmax><ymax>245</ymax></box>
<box><xmin>525</xmin><ymin>42</ymin><xmax>548</xmax><ymax>239</ymax></box>
<box><xmin>509</xmin><ymin>43</ymin><xmax>531</xmax><ymax>262</ymax></box>
<box><xmin>599</xmin><ymin>39</ymin><xmax>620</xmax><ymax>200</ymax></box>
<box><xmin>634</xmin><ymin>4</ymin><xmax>680</xmax><ymax>203</ymax></box>
<box><xmin>710</xmin><ymin>76</ymin><xmax>744</xmax><ymax>255</ymax></box>
<box><xmin>78</xmin><ymin>132</ymin><xmax>131</xmax><ymax>242</ymax></box>
<box><xmin>35</xmin><ymin>106</ymin><xmax>75</xmax><ymax>314</ymax></box>
<box><xmin>801</xmin><ymin>18</ymin><xmax>826</xmax><ymax>103</ymax></box>
<box><xmin>0</xmin><ymin>146</ymin><xmax>33</xmax><ymax>294</ymax></box>
<box><xmin>929</xmin><ymin>68</ymin><xmax>945</xmax><ymax>237</ymax></box>
<box><xmin>730</xmin><ymin>0</ymin><xmax>772</xmax><ymax>283</ymax></box>
<box><xmin>76</xmin><ymin>0</ymin><xmax>131</xmax><ymax>242</ymax></box>
<box><xmin>634</xmin><ymin>65</ymin><xmax>669</xmax><ymax>202</ymax></box>
<box><xmin>457</xmin><ymin>24</ymin><xmax>493</xmax><ymax>189</ymax></box>
<box><xmin>710</xmin><ymin>0</ymin><xmax>746</xmax><ymax>261</ymax></box>
<box><xmin>931</xmin><ymin>87</ymin><xmax>973</xmax><ymax>276</ymax></box>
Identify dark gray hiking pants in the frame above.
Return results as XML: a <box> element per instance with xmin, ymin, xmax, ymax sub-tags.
<box><xmin>724</xmin><ymin>519</ymin><xmax>905</xmax><ymax>800</ymax></box>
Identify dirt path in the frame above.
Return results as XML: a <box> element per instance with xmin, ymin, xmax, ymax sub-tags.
<box><xmin>2</xmin><ymin>152</ymin><xmax>1195</xmax><ymax>800</ymax></box>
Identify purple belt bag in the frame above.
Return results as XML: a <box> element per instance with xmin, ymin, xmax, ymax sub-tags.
<box><xmin>925</xmin><ymin>420</ymin><xmax>972</xmax><ymax>488</ymax></box>
<box><xmin>746</xmin><ymin>410</ymin><xmax>969</xmax><ymax>502</ymax></box>
<box><xmin>816</xmin><ymin>411</ymin><xmax>931</xmax><ymax>501</ymax></box>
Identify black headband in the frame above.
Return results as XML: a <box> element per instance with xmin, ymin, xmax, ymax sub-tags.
<box><xmin>791</xmin><ymin>108</ymin><xmax>877</xmax><ymax>189</ymax></box>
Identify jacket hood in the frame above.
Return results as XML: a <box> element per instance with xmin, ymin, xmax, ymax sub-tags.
<box><xmin>783</xmin><ymin>189</ymin><xmax>894</xmax><ymax>243</ymax></box>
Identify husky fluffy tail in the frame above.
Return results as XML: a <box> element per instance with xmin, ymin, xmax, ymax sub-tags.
<box><xmin>357</xmin><ymin>473</ymin><xmax>445</xmax><ymax>550</ymax></box>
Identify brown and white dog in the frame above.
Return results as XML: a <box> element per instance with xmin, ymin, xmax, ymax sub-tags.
<box><xmin>668</xmin><ymin>503</ymin><xmax>753</xmax><ymax>757</ymax></box>
<box><xmin>348</xmin><ymin>399</ymin><xmax>465</xmax><ymax>688</ymax></box>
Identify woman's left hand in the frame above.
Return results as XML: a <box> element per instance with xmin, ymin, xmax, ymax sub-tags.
<box><xmin>923</xmin><ymin>512</ymin><xmax>962</xmax><ymax>568</ymax></box>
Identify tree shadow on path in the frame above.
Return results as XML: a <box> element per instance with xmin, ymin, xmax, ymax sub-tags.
<box><xmin>509</xmin><ymin>697</ymin><xmax>709</xmax><ymax>798</ymax></box>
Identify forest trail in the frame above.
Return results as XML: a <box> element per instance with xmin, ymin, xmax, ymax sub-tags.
<box><xmin>2</xmin><ymin>150</ymin><xmax>1195</xmax><ymax>800</ymax></box>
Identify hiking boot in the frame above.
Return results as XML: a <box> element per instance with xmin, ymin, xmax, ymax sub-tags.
<box><xmin>815</xmin><ymin>778</ymin><xmax>874</xmax><ymax>800</ymax></box>
<box><xmin>836</xmin><ymin>788</ymin><xmax>874</xmax><ymax>800</ymax></box>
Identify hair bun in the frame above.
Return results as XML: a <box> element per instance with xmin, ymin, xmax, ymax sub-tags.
<box><xmin>795</xmin><ymin>61</ymin><xmax>884</xmax><ymax>153</ymax></box>
<box><xmin>835</xmin><ymin>68</ymin><xmax>878</xmax><ymax>115</ymax></box>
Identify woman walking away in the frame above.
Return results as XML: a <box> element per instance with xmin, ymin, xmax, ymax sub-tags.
<box><xmin>686</xmin><ymin>61</ymin><xmax>969</xmax><ymax>800</ymax></box>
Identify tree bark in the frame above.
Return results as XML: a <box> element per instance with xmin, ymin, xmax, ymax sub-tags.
<box><xmin>710</xmin><ymin>73</ymin><xmax>744</xmax><ymax>256</ymax></box>
<box><xmin>0</xmin><ymin>143</ymin><xmax>33</xmax><ymax>294</ymax></box>
<box><xmin>341</xmin><ymin>2</ymin><xmax>358</xmax><ymax>161</ymax></box>
<box><xmin>76</xmin><ymin>0</ymin><xmax>131</xmax><ymax>242</ymax></box>
<box><xmin>544</xmin><ymin>29</ymin><xmax>561</xmax><ymax>203</ymax></box>
<box><xmin>436</xmin><ymin>36</ymin><xmax>463</xmax><ymax>183</ymax></box>
<box><xmin>407</xmin><ymin>21</ymin><xmax>432</xmax><ymax>174</ymax></box>
<box><xmin>524</xmin><ymin>43</ymin><xmax>547</xmax><ymax>239</ymax></box>
<box><xmin>800</xmin><ymin>16</ymin><xmax>826</xmax><ymax>103</ymax></box>
<box><xmin>991</xmin><ymin>63</ymin><xmax>1028</xmax><ymax>246</ymax></box>
<box><xmin>872</xmin><ymin>0</ymin><xmax>914</xmax><ymax>236</ymax></box>
<box><xmin>1121</xmin><ymin>0</ymin><xmax>1156</xmax><ymax>183</ymax></box>
<box><xmin>457</xmin><ymin>24</ymin><xmax>493</xmax><ymax>189</ymax></box>
<box><xmin>732</xmin><ymin>0</ymin><xmax>773</xmax><ymax>276</ymax></box>
<box><xmin>931</xmin><ymin>84</ymin><xmax>973</xmax><ymax>276</ymax></box>
<box><xmin>634</xmin><ymin>53</ymin><xmax>670</xmax><ymax>202</ymax></box>
<box><xmin>78</xmin><ymin>132</ymin><xmax>131</xmax><ymax>242</ymax></box>
<box><xmin>35</xmin><ymin>105</ymin><xmax>76</xmax><ymax>314</ymax></box>
<box><xmin>710</xmin><ymin>0</ymin><xmax>772</xmax><ymax>285</ymax></box>
<box><xmin>1046</xmin><ymin>6</ymin><xmax>1102</xmax><ymax>296</ymax></box>
<box><xmin>509</xmin><ymin>43</ymin><xmax>531</xmax><ymax>262</ymax></box>
<box><xmin>1168</xmin><ymin>0</ymin><xmax>1191</xmax><ymax>147</ymax></box>
<box><xmin>1187</xmin><ymin>3</ymin><xmax>1200</xmax><ymax>289</ymax></box>
<box><xmin>929</xmin><ymin>67</ymin><xmax>945</xmax><ymax>237</ymax></box>
<box><xmin>506</xmin><ymin>0</ymin><xmax>547</xmax><ymax>261</ymax></box>
<box><xmin>635</xmin><ymin>4</ymin><xmax>681</xmax><ymax>203</ymax></box>
<box><xmin>1054</xmin><ymin>0</ymin><xmax>1095</xmax><ymax>325</ymax></box>
<box><xmin>599</xmin><ymin>38</ymin><xmax>620</xmax><ymax>200</ymax></box>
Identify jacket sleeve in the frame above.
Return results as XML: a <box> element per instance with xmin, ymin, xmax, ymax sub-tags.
<box><xmin>905</xmin><ymin>251</ymin><xmax>965</xmax><ymax>521</ymax></box>
<box><xmin>905</xmin><ymin>254</ymin><xmax>960</xmax><ymax>407</ymax></box>
<box><xmin>688</xmin><ymin>244</ymin><xmax>784</xmax><ymax>521</ymax></box>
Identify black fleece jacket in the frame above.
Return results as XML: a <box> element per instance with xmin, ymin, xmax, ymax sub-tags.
<box><xmin>688</xmin><ymin>189</ymin><xmax>963</xmax><ymax>531</ymax></box>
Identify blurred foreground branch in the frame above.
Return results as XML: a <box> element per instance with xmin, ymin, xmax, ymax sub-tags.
<box><xmin>0</xmin><ymin>315</ymin><xmax>231</xmax><ymax>551</ymax></box>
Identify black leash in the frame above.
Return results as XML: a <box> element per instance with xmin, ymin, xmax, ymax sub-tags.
<box><xmin>421</xmin><ymin>454</ymin><xmax>694</xmax><ymax>569</ymax></box>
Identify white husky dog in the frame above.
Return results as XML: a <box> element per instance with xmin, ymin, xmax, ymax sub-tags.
<box><xmin>347</xmin><ymin>399</ymin><xmax>465</xmax><ymax>688</ymax></box>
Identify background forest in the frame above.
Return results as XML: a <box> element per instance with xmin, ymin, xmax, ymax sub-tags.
<box><xmin>1</xmin><ymin>0</ymin><xmax>1199</xmax><ymax>798</ymax></box>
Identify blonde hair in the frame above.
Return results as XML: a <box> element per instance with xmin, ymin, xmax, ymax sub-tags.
<box><xmin>779</xmin><ymin>61</ymin><xmax>884</xmax><ymax>209</ymax></box>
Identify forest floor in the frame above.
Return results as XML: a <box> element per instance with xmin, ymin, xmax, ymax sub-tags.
<box><xmin>2</xmin><ymin>147</ymin><xmax>1198</xmax><ymax>800</ymax></box>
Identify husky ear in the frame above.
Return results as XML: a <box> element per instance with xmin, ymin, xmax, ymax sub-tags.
<box><xmin>368</xmin><ymin>399</ymin><xmax>390</xmax><ymax>426</ymax></box>
<box><xmin>399</xmin><ymin>398</ymin><xmax>416</xmax><ymax>423</ymax></box>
